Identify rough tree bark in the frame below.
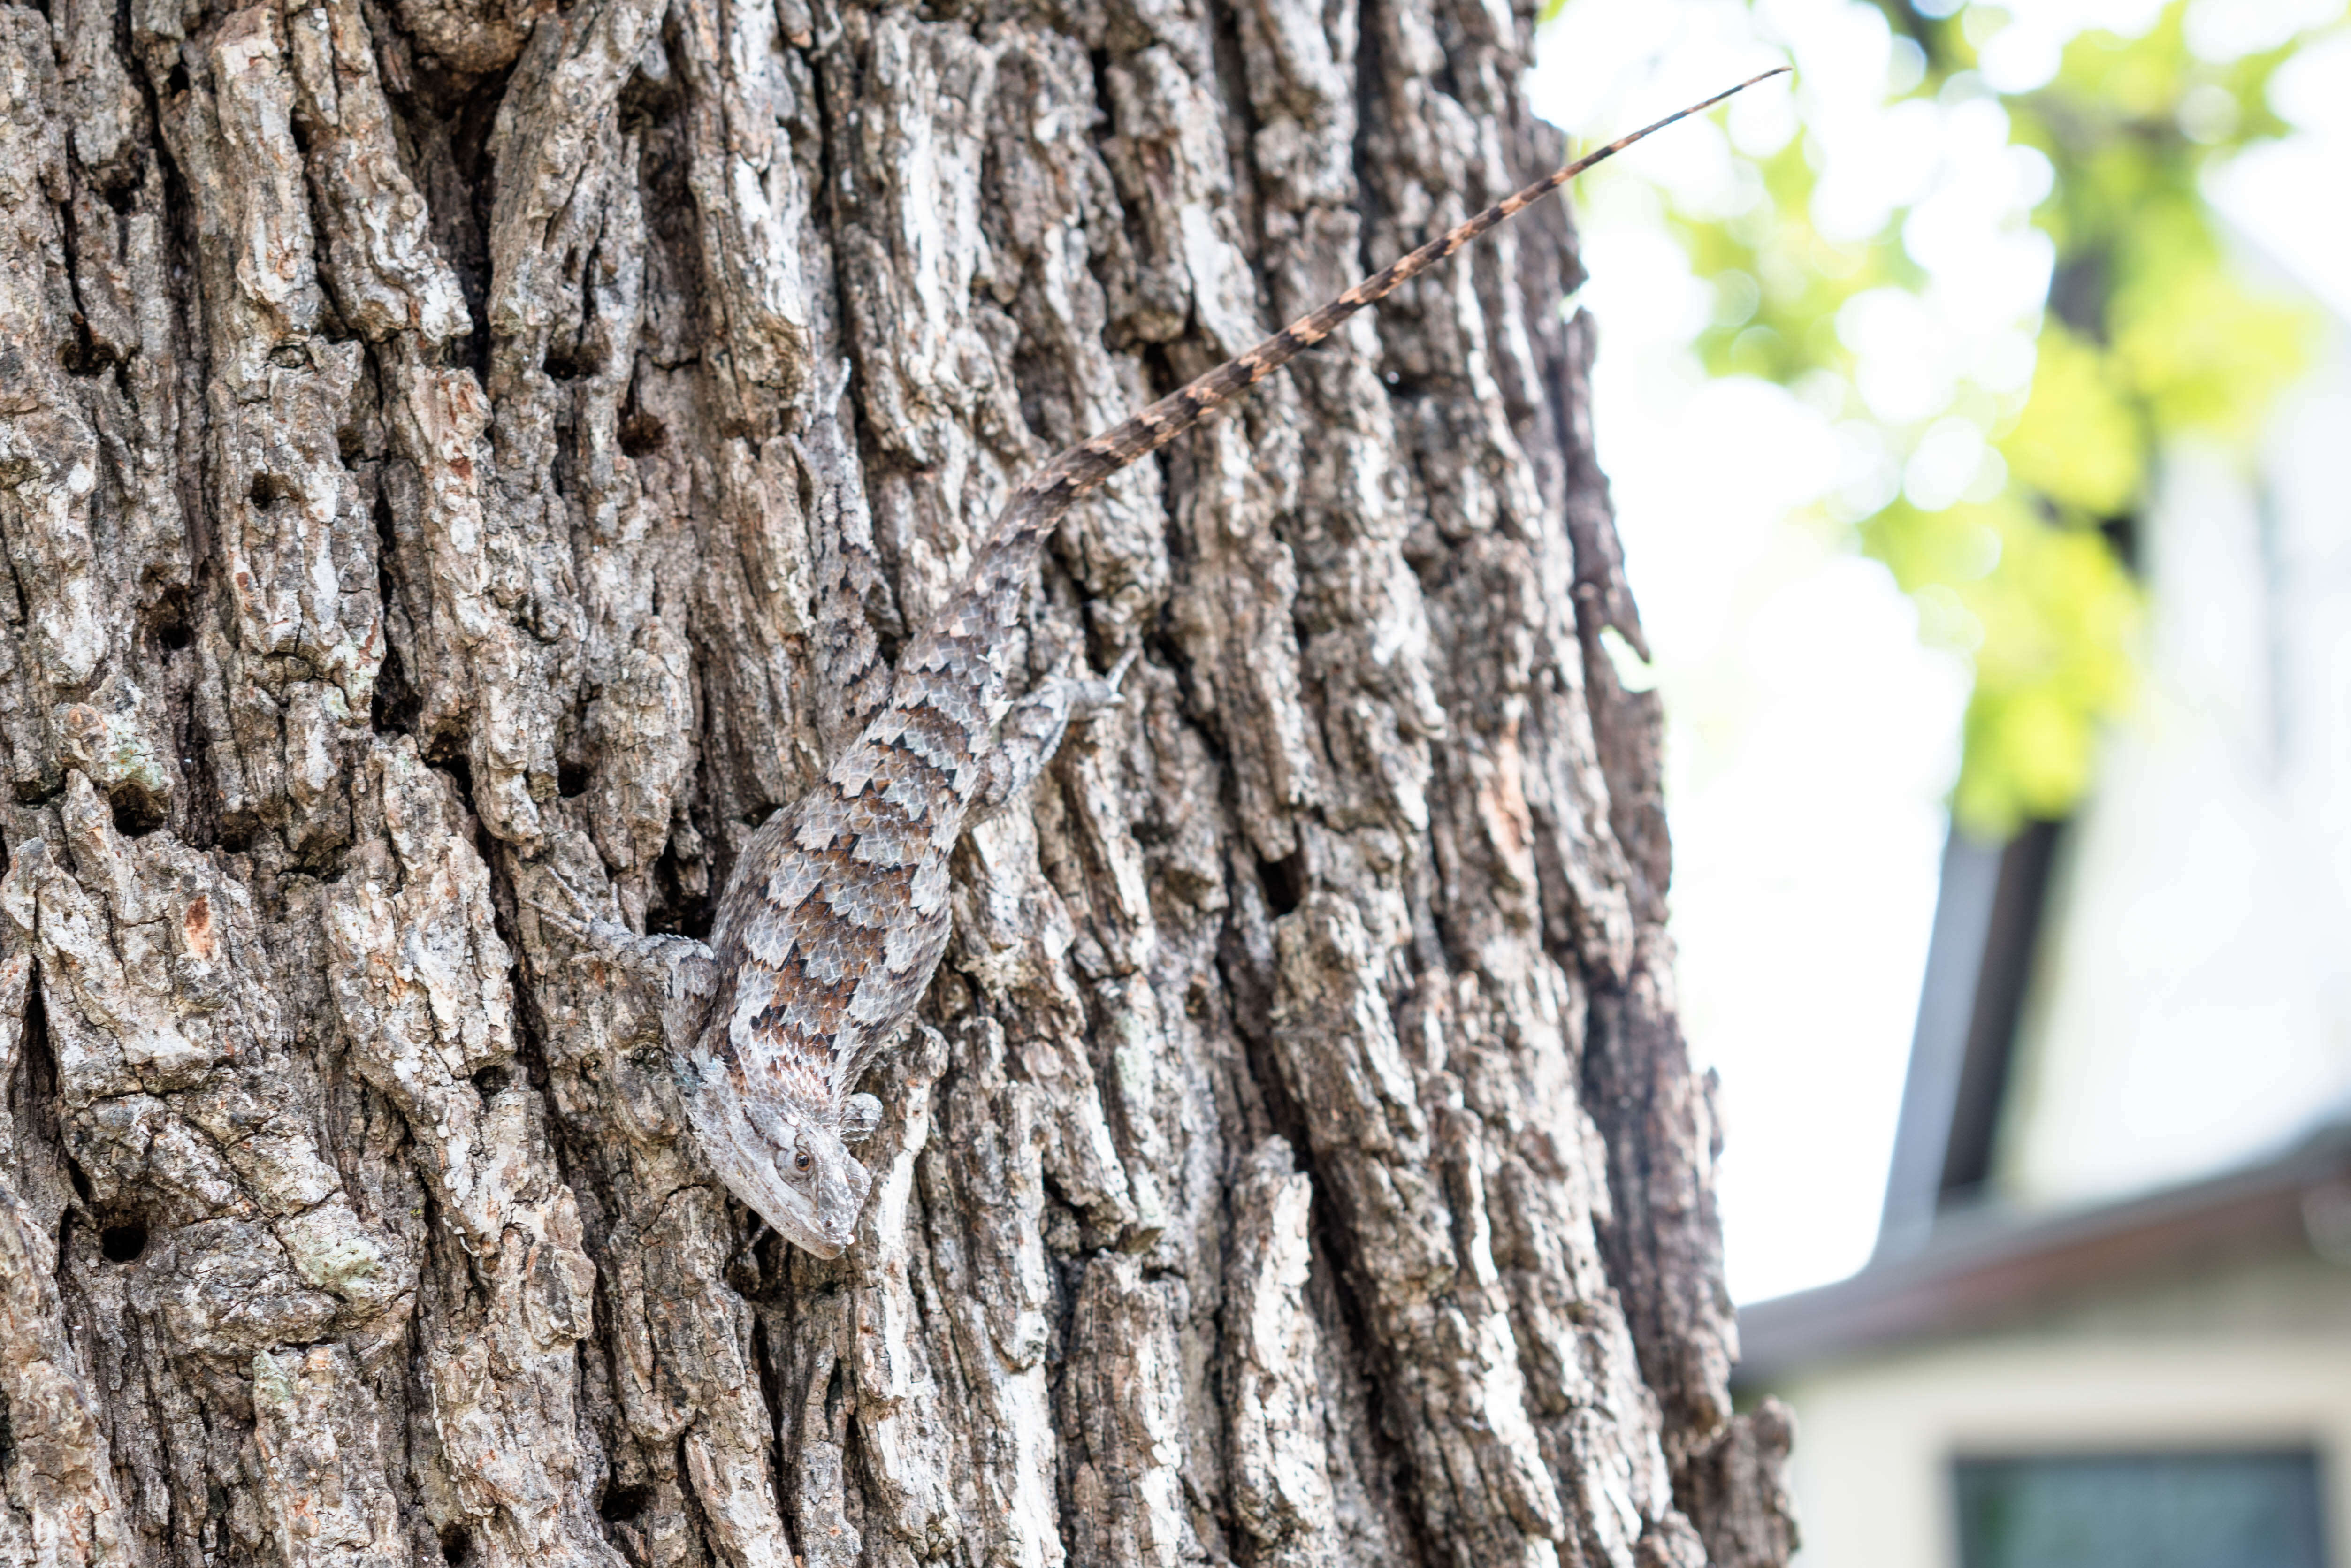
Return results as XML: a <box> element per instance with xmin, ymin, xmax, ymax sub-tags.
<box><xmin>0</xmin><ymin>0</ymin><xmax>1796</xmax><ymax>1560</ymax></box>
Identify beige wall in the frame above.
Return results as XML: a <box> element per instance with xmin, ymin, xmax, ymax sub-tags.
<box><xmin>1777</xmin><ymin>1328</ymin><xmax>2351</xmax><ymax>1568</ymax></box>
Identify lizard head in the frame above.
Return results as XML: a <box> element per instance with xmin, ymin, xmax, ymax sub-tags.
<box><xmin>679</xmin><ymin>1075</ymin><xmax>873</xmax><ymax>1258</ymax></box>
<box><xmin>748</xmin><ymin>1115</ymin><xmax>871</xmax><ymax>1259</ymax></box>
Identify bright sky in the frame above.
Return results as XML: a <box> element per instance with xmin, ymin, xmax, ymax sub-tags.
<box><xmin>1527</xmin><ymin>0</ymin><xmax>2351</xmax><ymax>1303</ymax></box>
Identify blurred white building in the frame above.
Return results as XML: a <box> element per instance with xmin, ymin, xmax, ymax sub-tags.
<box><xmin>1738</xmin><ymin>288</ymin><xmax>2351</xmax><ymax>1568</ymax></box>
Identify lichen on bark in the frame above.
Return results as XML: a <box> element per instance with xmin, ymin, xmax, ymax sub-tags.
<box><xmin>0</xmin><ymin>0</ymin><xmax>1794</xmax><ymax>1562</ymax></box>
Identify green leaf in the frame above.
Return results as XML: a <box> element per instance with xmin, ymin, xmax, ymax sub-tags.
<box><xmin>1568</xmin><ymin>0</ymin><xmax>2336</xmax><ymax>833</ymax></box>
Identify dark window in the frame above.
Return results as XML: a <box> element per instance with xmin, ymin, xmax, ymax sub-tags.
<box><xmin>1955</xmin><ymin>1450</ymin><xmax>2329</xmax><ymax>1568</ymax></box>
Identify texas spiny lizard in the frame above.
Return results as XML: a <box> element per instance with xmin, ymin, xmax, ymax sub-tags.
<box><xmin>545</xmin><ymin>69</ymin><xmax>1788</xmax><ymax>1257</ymax></box>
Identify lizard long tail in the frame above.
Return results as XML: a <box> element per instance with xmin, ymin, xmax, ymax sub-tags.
<box><xmin>893</xmin><ymin>64</ymin><xmax>1790</xmax><ymax>696</ymax></box>
<box><xmin>1047</xmin><ymin>65</ymin><xmax>1790</xmax><ymax>499</ymax></box>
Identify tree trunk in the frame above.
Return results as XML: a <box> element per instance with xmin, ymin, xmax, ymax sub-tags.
<box><xmin>0</xmin><ymin>0</ymin><xmax>1795</xmax><ymax>1561</ymax></box>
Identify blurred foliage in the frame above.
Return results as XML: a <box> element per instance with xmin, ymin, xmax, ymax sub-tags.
<box><xmin>1640</xmin><ymin>0</ymin><xmax>2328</xmax><ymax>835</ymax></box>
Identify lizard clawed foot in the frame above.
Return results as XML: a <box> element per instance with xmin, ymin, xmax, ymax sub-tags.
<box><xmin>517</xmin><ymin>868</ymin><xmax>595</xmax><ymax>939</ymax></box>
<box><xmin>518</xmin><ymin>866</ymin><xmax>636</xmax><ymax>951</ymax></box>
<box><xmin>1103</xmin><ymin>645</ymin><xmax>1141</xmax><ymax>698</ymax></box>
<box><xmin>519</xmin><ymin>867</ymin><xmax>721</xmax><ymax>1050</ymax></box>
<box><xmin>738</xmin><ymin>1215</ymin><xmax>772</xmax><ymax>1266</ymax></box>
<box><xmin>1059</xmin><ymin>645</ymin><xmax>1140</xmax><ymax>724</ymax></box>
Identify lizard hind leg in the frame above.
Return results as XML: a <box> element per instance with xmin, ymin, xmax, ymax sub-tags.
<box><xmin>969</xmin><ymin>648</ymin><xmax>1137</xmax><ymax>823</ymax></box>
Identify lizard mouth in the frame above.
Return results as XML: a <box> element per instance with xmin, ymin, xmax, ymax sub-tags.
<box><xmin>742</xmin><ymin>1176</ymin><xmax>856</xmax><ymax>1257</ymax></box>
<box><xmin>792</xmin><ymin>1230</ymin><xmax>847</xmax><ymax>1260</ymax></box>
<box><xmin>747</xmin><ymin>1190</ymin><xmax>850</xmax><ymax>1258</ymax></box>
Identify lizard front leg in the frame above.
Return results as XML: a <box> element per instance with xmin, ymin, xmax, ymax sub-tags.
<box><xmin>523</xmin><ymin>871</ymin><xmax>721</xmax><ymax>1061</ymax></box>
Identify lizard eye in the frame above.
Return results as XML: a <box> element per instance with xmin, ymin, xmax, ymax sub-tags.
<box><xmin>793</xmin><ymin>1149</ymin><xmax>813</xmax><ymax>1173</ymax></box>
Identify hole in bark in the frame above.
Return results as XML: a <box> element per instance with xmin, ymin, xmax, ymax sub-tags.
<box><xmin>248</xmin><ymin>473</ymin><xmax>292</xmax><ymax>512</ymax></box>
<box><xmin>147</xmin><ymin>588</ymin><xmax>193</xmax><ymax>653</ymax></box>
<box><xmin>824</xmin><ymin>1348</ymin><xmax>848</xmax><ymax>1417</ymax></box>
<box><xmin>417</xmin><ymin>53</ymin><xmax>519</xmax><ymax>380</ymax></box>
<box><xmin>217</xmin><ymin>814</ymin><xmax>258</xmax><ymax>855</ymax></box>
<box><xmin>165</xmin><ymin>62</ymin><xmax>188</xmax><ymax>94</ymax></box>
<box><xmin>618</xmin><ymin>412</ymin><xmax>666</xmax><ymax>457</ymax></box>
<box><xmin>109</xmin><ymin>788</ymin><xmax>165</xmax><ymax>837</ymax></box>
<box><xmin>19</xmin><ymin>982</ymin><xmax>59</xmax><ymax>1148</ymax></box>
<box><xmin>370</xmin><ymin>489</ymin><xmax>420</xmax><ymax>735</ymax></box>
<box><xmin>599</xmin><ymin>1485</ymin><xmax>651</xmax><ymax>1523</ymax></box>
<box><xmin>372</xmin><ymin>643</ymin><xmax>420</xmax><ymax>735</ymax></box>
<box><xmin>557</xmin><ymin>761</ymin><xmax>589</xmax><ymax>798</ymax></box>
<box><xmin>439</xmin><ymin>1526</ymin><xmax>472</xmax><ymax>1566</ymax></box>
<box><xmin>644</xmin><ymin>837</ymin><xmax>713</xmax><ymax>941</ymax></box>
<box><xmin>1255</xmin><ymin>850</ymin><xmax>1305</xmax><ymax>917</ymax></box>
<box><xmin>619</xmin><ymin>24</ymin><xmax>682</xmax><ymax>127</ymax></box>
<box><xmin>471</xmin><ymin>1066</ymin><xmax>509</xmax><ymax>1097</ymax></box>
<box><xmin>102</xmin><ymin>179</ymin><xmax>138</xmax><ymax>216</ymax></box>
<box><xmin>100</xmin><ymin>1221</ymin><xmax>147</xmax><ymax>1263</ymax></box>
<box><xmin>427</xmin><ymin>746</ymin><xmax>474</xmax><ymax>804</ymax></box>
<box><xmin>543</xmin><ymin>345</ymin><xmax>592</xmax><ymax>381</ymax></box>
<box><xmin>59</xmin><ymin>320</ymin><xmax>118</xmax><ymax>377</ymax></box>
